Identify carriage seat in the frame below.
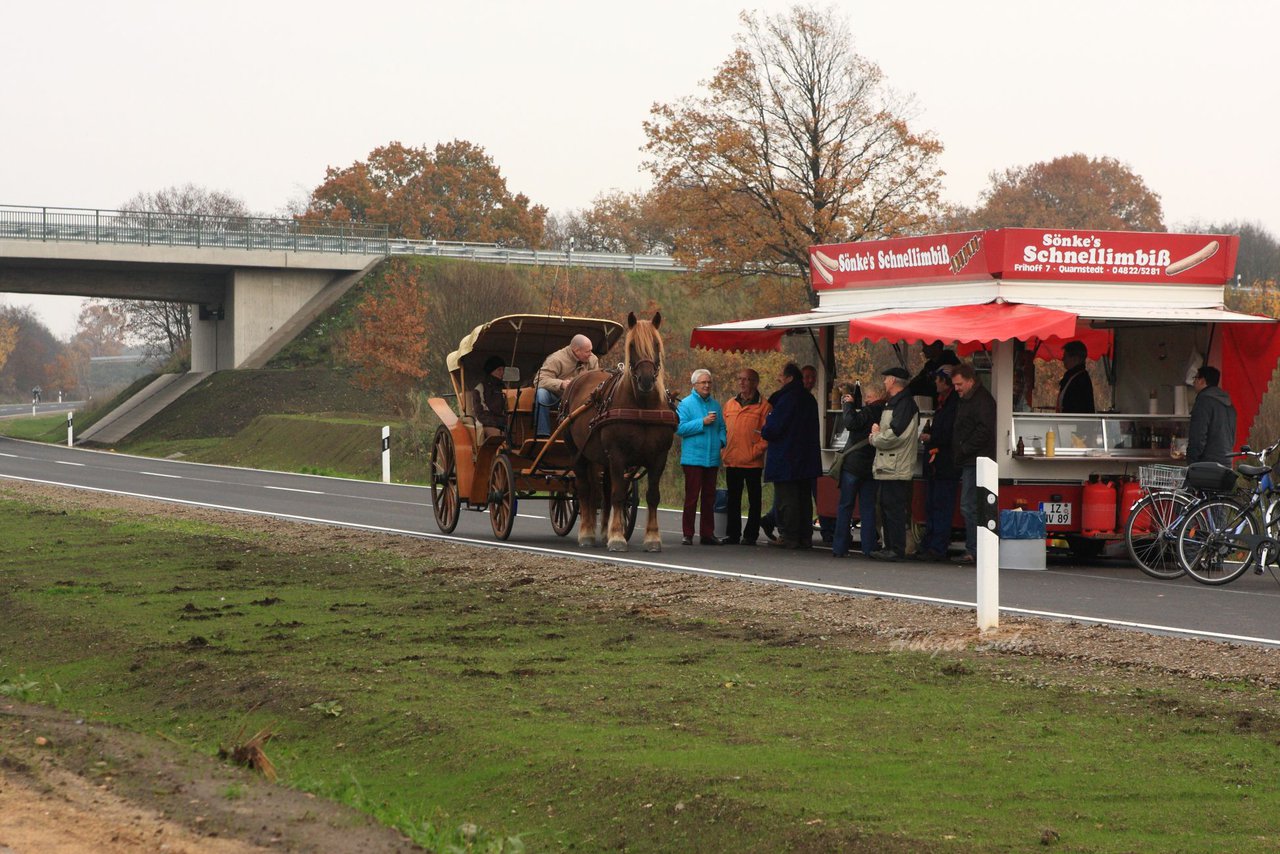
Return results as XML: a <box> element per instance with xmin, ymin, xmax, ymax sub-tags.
<box><xmin>503</xmin><ymin>386</ymin><xmax>537</xmax><ymax>446</ymax></box>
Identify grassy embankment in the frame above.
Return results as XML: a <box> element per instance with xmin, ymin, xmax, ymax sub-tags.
<box><xmin>4</xmin><ymin>489</ymin><xmax>1280</xmax><ymax>851</ymax></box>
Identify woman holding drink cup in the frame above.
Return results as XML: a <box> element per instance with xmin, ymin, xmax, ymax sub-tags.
<box><xmin>677</xmin><ymin>369</ymin><xmax>728</xmax><ymax>545</ymax></box>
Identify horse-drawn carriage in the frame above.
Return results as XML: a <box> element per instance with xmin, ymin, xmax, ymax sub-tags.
<box><xmin>426</xmin><ymin>313</ymin><xmax>675</xmax><ymax>550</ymax></box>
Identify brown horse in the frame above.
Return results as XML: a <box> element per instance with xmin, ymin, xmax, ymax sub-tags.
<box><xmin>563</xmin><ymin>312</ymin><xmax>675</xmax><ymax>552</ymax></box>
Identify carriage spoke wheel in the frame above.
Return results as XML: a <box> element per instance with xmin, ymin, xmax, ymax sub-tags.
<box><xmin>429</xmin><ymin>426</ymin><xmax>459</xmax><ymax>533</ymax></box>
<box><xmin>550</xmin><ymin>493</ymin><xmax>579</xmax><ymax>537</ymax></box>
<box><xmin>622</xmin><ymin>475</ymin><xmax>642</xmax><ymax>541</ymax></box>
<box><xmin>488</xmin><ymin>454</ymin><xmax>517</xmax><ymax>540</ymax></box>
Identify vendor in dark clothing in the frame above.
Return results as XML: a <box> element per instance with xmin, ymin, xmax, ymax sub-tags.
<box><xmin>907</xmin><ymin>340</ymin><xmax>960</xmax><ymax>401</ymax></box>
<box><xmin>1187</xmin><ymin>366</ymin><xmax>1236</xmax><ymax>465</ymax></box>
<box><xmin>472</xmin><ymin>355</ymin><xmax>508</xmax><ymax>434</ymax></box>
<box><xmin>1056</xmin><ymin>340</ymin><xmax>1095</xmax><ymax>413</ymax></box>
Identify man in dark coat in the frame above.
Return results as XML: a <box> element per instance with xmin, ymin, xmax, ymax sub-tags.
<box><xmin>950</xmin><ymin>363</ymin><xmax>996</xmax><ymax>564</ymax></box>
<box><xmin>471</xmin><ymin>355</ymin><xmax>507</xmax><ymax>436</ymax></box>
<box><xmin>1187</xmin><ymin>366</ymin><xmax>1236</xmax><ymax>465</ymax></box>
<box><xmin>761</xmin><ymin>363</ymin><xmax>822</xmax><ymax>549</ymax></box>
<box><xmin>907</xmin><ymin>340</ymin><xmax>960</xmax><ymax>401</ymax></box>
<box><xmin>1057</xmin><ymin>340</ymin><xmax>1095</xmax><ymax>413</ymax></box>
<box><xmin>912</xmin><ymin>366</ymin><xmax>959</xmax><ymax>561</ymax></box>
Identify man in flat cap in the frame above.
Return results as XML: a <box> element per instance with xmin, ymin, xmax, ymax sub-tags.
<box><xmin>1057</xmin><ymin>340</ymin><xmax>1095</xmax><ymax>413</ymax></box>
<box><xmin>868</xmin><ymin>365</ymin><xmax>920</xmax><ymax>561</ymax></box>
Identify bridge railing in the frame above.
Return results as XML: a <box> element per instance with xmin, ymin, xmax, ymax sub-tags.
<box><xmin>0</xmin><ymin>205</ymin><xmax>391</xmax><ymax>255</ymax></box>
<box><xmin>0</xmin><ymin>205</ymin><xmax>686</xmax><ymax>271</ymax></box>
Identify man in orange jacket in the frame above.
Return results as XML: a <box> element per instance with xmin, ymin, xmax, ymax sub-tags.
<box><xmin>722</xmin><ymin>368</ymin><xmax>772</xmax><ymax>545</ymax></box>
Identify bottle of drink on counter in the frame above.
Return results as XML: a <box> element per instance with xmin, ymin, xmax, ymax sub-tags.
<box><xmin>852</xmin><ymin>380</ymin><xmax>863</xmax><ymax>410</ymax></box>
<box><xmin>1016</xmin><ymin>436</ymin><xmax>1026</xmax><ymax>456</ymax></box>
<box><xmin>1045</xmin><ymin>429</ymin><xmax>1056</xmax><ymax>457</ymax></box>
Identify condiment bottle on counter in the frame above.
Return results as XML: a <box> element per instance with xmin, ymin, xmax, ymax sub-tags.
<box><xmin>1016</xmin><ymin>436</ymin><xmax>1026</xmax><ymax>456</ymax></box>
<box><xmin>1045</xmin><ymin>429</ymin><xmax>1056</xmax><ymax>457</ymax></box>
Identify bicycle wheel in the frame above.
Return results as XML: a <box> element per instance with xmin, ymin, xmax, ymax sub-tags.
<box><xmin>1125</xmin><ymin>490</ymin><xmax>1192</xmax><ymax>579</ymax></box>
<box><xmin>1177</xmin><ymin>498</ymin><xmax>1256</xmax><ymax>585</ymax></box>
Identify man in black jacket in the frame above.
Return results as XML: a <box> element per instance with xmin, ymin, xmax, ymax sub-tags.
<box><xmin>1057</xmin><ymin>340</ymin><xmax>1095</xmax><ymax>413</ymax></box>
<box><xmin>911</xmin><ymin>366</ymin><xmax>960</xmax><ymax>561</ymax></box>
<box><xmin>1187</xmin><ymin>366</ymin><xmax>1236</xmax><ymax>465</ymax></box>
<box><xmin>950</xmin><ymin>363</ymin><xmax>996</xmax><ymax>564</ymax></box>
<box><xmin>832</xmin><ymin>392</ymin><xmax>884</xmax><ymax>558</ymax></box>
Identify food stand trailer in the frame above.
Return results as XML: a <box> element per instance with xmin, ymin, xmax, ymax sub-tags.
<box><xmin>692</xmin><ymin>228</ymin><xmax>1280</xmax><ymax>556</ymax></box>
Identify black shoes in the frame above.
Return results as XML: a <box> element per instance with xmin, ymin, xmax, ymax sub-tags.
<box><xmin>700</xmin><ymin>537</ymin><xmax>725</xmax><ymax>545</ymax></box>
<box><xmin>869</xmin><ymin>548</ymin><xmax>903</xmax><ymax>562</ymax></box>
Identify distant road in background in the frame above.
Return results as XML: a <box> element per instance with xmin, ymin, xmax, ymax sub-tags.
<box><xmin>0</xmin><ymin>400</ymin><xmax>82</xmax><ymax>419</ymax></box>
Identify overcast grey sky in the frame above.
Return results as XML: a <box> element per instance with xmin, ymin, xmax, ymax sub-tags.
<box><xmin>3</xmin><ymin>0</ymin><xmax>1277</xmax><ymax>338</ymax></box>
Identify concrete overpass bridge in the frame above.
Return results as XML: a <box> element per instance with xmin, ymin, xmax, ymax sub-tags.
<box><xmin>0</xmin><ymin>205</ymin><xmax>389</xmax><ymax>372</ymax></box>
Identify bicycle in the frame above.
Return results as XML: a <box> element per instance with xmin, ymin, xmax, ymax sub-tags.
<box><xmin>1124</xmin><ymin>463</ymin><xmax>1197</xmax><ymax>579</ymax></box>
<box><xmin>1175</xmin><ymin>448</ymin><xmax>1280</xmax><ymax>585</ymax></box>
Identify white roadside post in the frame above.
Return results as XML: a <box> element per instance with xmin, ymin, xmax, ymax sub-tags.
<box><xmin>975</xmin><ymin>455</ymin><xmax>1000</xmax><ymax>630</ymax></box>
<box><xmin>381</xmin><ymin>426</ymin><xmax>391</xmax><ymax>484</ymax></box>
<box><xmin>67</xmin><ymin>412</ymin><xmax>74</xmax><ymax>447</ymax></box>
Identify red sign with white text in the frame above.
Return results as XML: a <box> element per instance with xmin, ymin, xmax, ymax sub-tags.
<box><xmin>811</xmin><ymin>228</ymin><xmax>1239</xmax><ymax>290</ymax></box>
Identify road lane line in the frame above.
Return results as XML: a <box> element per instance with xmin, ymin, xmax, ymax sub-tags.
<box><xmin>54</xmin><ymin>461</ymin><xmax>85</xmax><ymax>467</ymax></box>
<box><xmin>141</xmin><ymin>471</ymin><xmax>182</xmax><ymax>479</ymax></box>
<box><xmin>263</xmin><ymin>485</ymin><xmax>325</xmax><ymax>495</ymax></box>
<box><xmin>4</xmin><ymin>471</ymin><xmax>1279</xmax><ymax>648</ymax></box>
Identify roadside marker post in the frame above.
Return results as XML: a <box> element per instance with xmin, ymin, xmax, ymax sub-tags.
<box><xmin>67</xmin><ymin>412</ymin><xmax>74</xmax><ymax>447</ymax></box>
<box><xmin>381</xmin><ymin>426</ymin><xmax>391</xmax><ymax>484</ymax></box>
<box><xmin>975</xmin><ymin>456</ymin><xmax>999</xmax><ymax>630</ymax></box>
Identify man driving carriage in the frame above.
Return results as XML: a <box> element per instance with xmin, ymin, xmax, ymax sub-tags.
<box><xmin>534</xmin><ymin>334</ymin><xmax>600</xmax><ymax>438</ymax></box>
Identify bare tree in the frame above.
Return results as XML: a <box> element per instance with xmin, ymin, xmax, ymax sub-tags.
<box><xmin>110</xmin><ymin>185</ymin><xmax>252</xmax><ymax>363</ymax></box>
<box><xmin>643</xmin><ymin>4</ymin><xmax>944</xmax><ymax>305</ymax></box>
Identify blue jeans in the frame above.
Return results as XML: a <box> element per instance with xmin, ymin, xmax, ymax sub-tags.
<box><xmin>922</xmin><ymin>478</ymin><xmax>959</xmax><ymax>555</ymax></box>
<box><xmin>960</xmin><ymin>465</ymin><xmax>977</xmax><ymax>557</ymax></box>
<box><xmin>833</xmin><ymin>471</ymin><xmax>879</xmax><ymax>556</ymax></box>
<box><xmin>535</xmin><ymin>387</ymin><xmax>560</xmax><ymax>437</ymax></box>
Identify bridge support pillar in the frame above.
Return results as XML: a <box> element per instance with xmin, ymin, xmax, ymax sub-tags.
<box><xmin>190</xmin><ymin>267</ymin><xmax>339</xmax><ymax>371</ymax></box>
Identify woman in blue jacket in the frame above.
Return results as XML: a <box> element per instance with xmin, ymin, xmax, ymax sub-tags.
<box><xmin>677</xmin><ymin>368</ymin><xmax>727</xmax><ymax>545</ymax></box>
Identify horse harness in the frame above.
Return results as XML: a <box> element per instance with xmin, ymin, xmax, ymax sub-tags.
<box><xmin>558</xmin><ymin>367</ymin><xmax>678</xmax><ymax>438</ymax></box>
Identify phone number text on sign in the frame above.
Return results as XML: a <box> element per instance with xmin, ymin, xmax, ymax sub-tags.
<box><xmin>1040</xmin><ymin>502</ymin><xmax>1072</xmax><ymax>526</ymax></box>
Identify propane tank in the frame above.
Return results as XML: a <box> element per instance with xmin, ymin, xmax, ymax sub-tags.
<box><xmin>1082</xmin><ymin>476</ymin><xmax>1118</xmax><ymax>535</ymax></box>
<box><xmin>1118</xmin><ymin>479</ymin><xmax>1144</xmax><ymax>531</ymax></box>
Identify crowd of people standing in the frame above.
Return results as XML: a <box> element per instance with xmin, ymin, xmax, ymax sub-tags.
<box><xmin>674</xmin><ymin>340</ymin><xmax>1004</xmax><ymax>562</ymax></box>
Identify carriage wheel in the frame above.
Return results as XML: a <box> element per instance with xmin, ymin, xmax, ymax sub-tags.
<box><xmin>488</xmin><ymin>454</ymin><xmax>517</xmax><ymax>540</ymax></box>
<box><xmin>550</xmin><ymin>493</ymin><xmax>579</xmax><ymax>537</ymax></box>
<box><xmin>622</xmin><ymin>475</ymin><xmax>642</xmax><ymax>540</ymax></box>
<box><xmin>429</xmin><ymin>425</ymin><xmax>460</xmax><ymax>534</ymax></box>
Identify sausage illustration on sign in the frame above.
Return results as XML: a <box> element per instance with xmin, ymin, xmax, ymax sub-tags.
<box><xmin>814</xmin><ymin>250</ymin><xmax>840</xmax><ymax>272</ymax></box>
<box><xmin>812</xmin><ymin>256</ymin><xmax>834</xmax><ymax>284</ymax></box>
<box><xmin>1165</xmin><ymin>240</ymin><xmax>1219</xmax><ymax>275</ymax></box>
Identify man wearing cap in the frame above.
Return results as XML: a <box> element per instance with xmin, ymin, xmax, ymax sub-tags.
<box><xmin>868</xmin><ymin>366</ymin><xmax>920</xmax><ymax>561</ymax></box>
<box><xmin>1187</xmin><ymin>366</ymin><xmax>1236</xmax><ymax>465</ymax></box>
<box><xmin>1057</xmin><ymin>340</ymin><xmax>1095</xmax><ymax>414</ymax></box>
<box><xmin>534</xmin><ymin>334</ymin><xmax>599</xmax><ymax>438</ymax></box>
<box><xmin>472</xmin><ymin>355</ymin><xmax>508</xmax><ymax>437</ymax></box>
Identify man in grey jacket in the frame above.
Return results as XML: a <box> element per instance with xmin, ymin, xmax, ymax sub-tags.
<box><xmin>868</xmin><ymin>366</ymin><xmax>919</xmax><ymax>561</ymax></box>
<box><xmin>1187</xmin><ymin>366</ymin><xmax>1236</xmax><ymax>466</ymax></box>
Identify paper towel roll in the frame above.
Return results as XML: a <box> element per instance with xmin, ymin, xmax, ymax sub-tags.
<box><xmin>1174</xmin><ymin>385</ymin><xmax>1188</xmax><ymax>415</ymax></box>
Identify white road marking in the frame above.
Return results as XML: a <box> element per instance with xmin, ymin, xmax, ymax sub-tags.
<box><xmin>54</xmin><ymin>460</ymin><xmax>84</xmax><ymax>467</ymax></box>
<box><xmin>263</xmin><ymin>485</ymin><xmax>325</xmax><ymax>495</ymax></box>
<box><xmin>141</xmin><ymin>471</ymin><xmax>182</xmax><ymax>479</ymax></box>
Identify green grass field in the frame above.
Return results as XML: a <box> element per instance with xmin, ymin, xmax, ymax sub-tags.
<box><xmin>3</xmin><ymin>490</ymin><xmax>1280</xmax><ymax>851</ymax></box>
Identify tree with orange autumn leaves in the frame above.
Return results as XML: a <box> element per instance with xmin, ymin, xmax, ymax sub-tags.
<box><xmin>305</xmin><ymin>140</ymin><xmax>546</xmax><ymax>247</ymax></box>
<box><xmin>953</xmin><ymin>153</ymin><xmax>1165</xmax><ymax>232</ymax></box>
<box><xmin>342</xmin><ymin>262</ymin><xmax>432</xmax><ymax>413</ymax></box>
<box><xmin>643</xmin><ymin>6</ymin><xmax>943</xmax><ymax>306</ymax></box>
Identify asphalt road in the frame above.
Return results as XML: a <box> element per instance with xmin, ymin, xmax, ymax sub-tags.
<box><xmin>3</xmin><ymin>435</ymin><xmax>1279</xmax><ymax>647</ymax></box>
<box><xmin>0</xmin><ymin>401</ymin><xmax>82</xmax><ymax>419</ymax></box>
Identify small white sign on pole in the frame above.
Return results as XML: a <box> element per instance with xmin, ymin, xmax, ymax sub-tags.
<box><xmin>975</xmin><ymin>456</ymin><xmax>1000</xmax><ymax>631</ymax></box>
<box><xmin>381</xmin><ymin>426</ymin><xmax>391</xmax><ymax>484</ymax></box>
<box><xmin>67</xmin><ymin>412</ymin><xmax>74</xmax><ymax>447</ymax></box>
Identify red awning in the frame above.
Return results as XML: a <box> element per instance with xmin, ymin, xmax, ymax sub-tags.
<box><xmin>845</xmin><ymin>302</ymin><xmax>1079</xmax><ymax>346</ymax></box>
<box><xmin>1220</xmin><ymin>322</ymin><xmax>1280</xmax><ymax>449</ymax></box>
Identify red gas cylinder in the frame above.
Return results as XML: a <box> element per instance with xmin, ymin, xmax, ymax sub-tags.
<box><xmin>1118</xmin><ymin>479</ymin><xmax>1144</xmax><ymax>530</ymax></box>
<box><xmin>1082</xmin><ymin>477</ymin><xmax>1118</xmax><ymax>535</ymax></box>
